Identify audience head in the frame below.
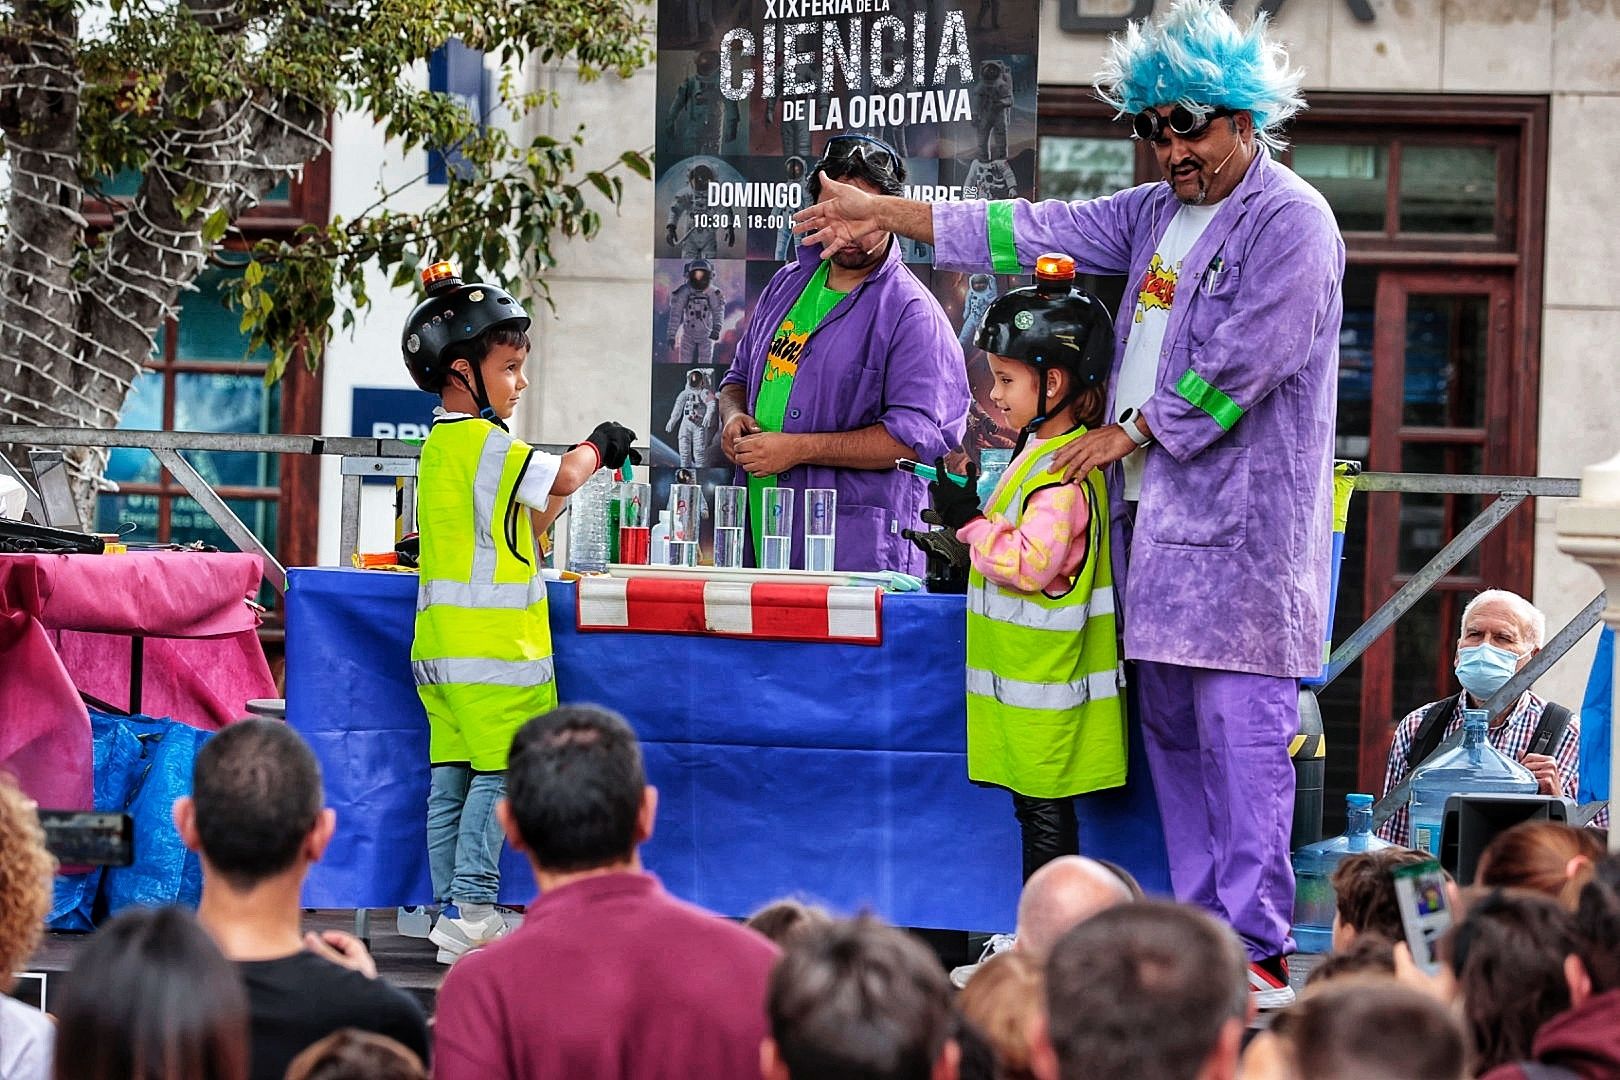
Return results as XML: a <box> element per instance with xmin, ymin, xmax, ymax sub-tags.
<box><xmin>1572</xmin><ymin>853</ymin><xmax>1620</xmax><ymax>993</ymax></box>
<box><xmin>503</xmin><ymin>705</ymin><xmax>654</xmax><ymax>873</ymax></box>
<box><xmin>1036</xmin><ymin>901</ymin><xmax>1248</xmax><ymax>1080</ymax></box>
<box><xmin>764</xmin><ymin>915</ymin><xmax>959</xmax><ymax>1080</ymax></box>
<box><xmin>176</xmin><ymin>718</ymin><xmax>331</xmax><ymax>891</ymax></box>
<box><xmin>1014</xmin><ymin>856</ymin><xmax>1133</xmax><ymax>961</ymax></box>
<box><xmin>285</xmin><ymin>1030</ymin><xmax>426</xmax><ymax>1080</ymax></box>
<box><xmin>951</xmin><ymin>1017</ymin><xmax>997</xmax><ymax>1080</ymax></box>
<box><xmin>1329</xmin><ymin>846</ymin><xmax>1433</xmax><ymax>950</ymax></box>
<box><xmin>54</xmin><ymin>906</ymin><xmax>249</xmax><ymax>1080</ymax></box>
<box><xmin>1476</xmin><ymin>822</ymin><xmax>1603</xmax><ymax>909</ymax></box>
<box><xmin>1243</xmin><ymin>978</ymin><xmax>1466</xmax><ymax>1080</ymax></box>
<box><xmin>956</xmin><ymin>951</ymin><xmax>1041</xmax><ymax>1080</ymax></box>
<box><xmin>1443</xmin><ymin>888</ymin><xmax>1587</xmax><ymax>1074</ymax></box>
<box><xmin>747</xmin><ymin>899</ymin><xmax>835</xmax><ymax>947</ymax></box>
<box><xmin>0</xmin><ymin>773</ymin><xmax>55</xmax><ymax>987</ymax></box>
<box><xmin>1301</xmin><ymin>934</ymin><xmax>1395</xmax><ymax>990</ymax></box>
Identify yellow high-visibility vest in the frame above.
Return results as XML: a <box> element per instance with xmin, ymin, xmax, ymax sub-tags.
<box><xmin>411</xmin><ymin>418</ymin><xmax>557</xmax><ymax>771</ymax></box>
<box><xmin>966</xmin><ymin>426</ymin><xmax>1126</xmax><ymax>799</ymax></box>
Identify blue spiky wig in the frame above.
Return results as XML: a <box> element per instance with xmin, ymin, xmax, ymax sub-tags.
<box><xmin>1096</xmin><ymin>0</ymin><xmax>1306</xmax><ymax>153</ymax></box>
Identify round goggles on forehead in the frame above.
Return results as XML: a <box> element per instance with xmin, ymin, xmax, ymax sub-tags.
<box><xmin>818</xmin><ymin>136</ymin><xmax>899</xmax><ymax>178</ymax></box>
<box><xmin>1131</xmin><ymin>104</ymin><xmax>1234</xmax><ymax>145</ymax></box>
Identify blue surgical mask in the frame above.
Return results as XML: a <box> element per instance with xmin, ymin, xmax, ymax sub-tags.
<box><xmin>1455</xmin><ymin>642</ymin><xmax>1525</xmax><ymax>700</ymax></box>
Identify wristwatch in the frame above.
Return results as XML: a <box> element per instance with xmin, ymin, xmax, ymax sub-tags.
<box><xmin>1118</xmin><ymin>408</ymin><xmax>1153</xmax><ymax>448</ymax></box>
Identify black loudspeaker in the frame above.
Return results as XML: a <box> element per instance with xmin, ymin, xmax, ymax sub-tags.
<box><xmin>1438</xmin><ymin>793</ymin><xmax>1576</xmax><ymax>885</ymax></box>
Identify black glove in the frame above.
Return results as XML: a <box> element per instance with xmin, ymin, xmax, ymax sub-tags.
<box><xmin>665</xmin><ymin>224</ymin><xmax>678</xmax><ymax>247</ymax></box>
<box><xmin>580</xmin><ymin>422</ymin><xmax>643</xmax><ymax>470</ymax></box>
<box><xmin>927</xmin><ymin>456</ymin><xmax>981</xmax><ymax>530</ymax></box>
<box><xmin>709</xmin><ymin>329</ymin><xmax>720</xmax><ymax>341</ymax></box>
<box><xmin>901</xmin><ymin>522</ymin><xmax>969</xmax><ymax>571</ymax></box>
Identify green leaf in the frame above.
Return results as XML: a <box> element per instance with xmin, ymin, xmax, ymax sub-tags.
<box><xmin>619</xmin><ymin>150</ymin><xmax>651</xmax><ymax>180</ymax></box>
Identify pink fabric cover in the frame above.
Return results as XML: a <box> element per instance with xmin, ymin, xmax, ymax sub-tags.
<box><xmin>0</xmin><ymin>552</ymin><xmax>275</xmax><ymax>809</ymax></box>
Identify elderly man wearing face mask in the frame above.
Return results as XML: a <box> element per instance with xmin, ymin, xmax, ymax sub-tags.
<box><xmin>1377</xmin><ymin>589</ymin><xmax>1601</xmax><ymax>845</ymax></box>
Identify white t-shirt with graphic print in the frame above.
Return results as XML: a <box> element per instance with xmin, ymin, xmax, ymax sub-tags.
<box><xmin>1115</xmin><ymin>202</ymin><xmax>1220</xmax><ymax>500</ymax></box>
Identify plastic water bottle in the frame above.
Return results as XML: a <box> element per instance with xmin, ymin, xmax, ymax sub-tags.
<box><xmin>1407</xmin><ymin>708</ymin><xmax>1538</xmax><ymax>854</ymax></box>
<box><xmin>565</xmin><ymin>469</ymin><xmax>614</xmax><ymax>573</ymax></box>
<box><xmin>1290</xmin><ymin>792</ymin><xmax>1392</xmax><ymax>953</ymax></box>
<box><xmin>650</xmin><ymin>510</ymin><xmax>671</xmax><ymax>566</ymax></box>
<box><xmin>977</xmin><ymin>449</ymin><xmax>1014</xmax><ymax>509</ymax></box>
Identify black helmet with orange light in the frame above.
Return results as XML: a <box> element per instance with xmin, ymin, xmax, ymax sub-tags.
<box><xmin>401</xmin><ymin>260</ymin><xmax>531</xmax><ymax>396</ymax></box>
<box><xmin>973</xmin><ymin>253</ymin><xmax>1113</xmax><ymax>435</ymax></box>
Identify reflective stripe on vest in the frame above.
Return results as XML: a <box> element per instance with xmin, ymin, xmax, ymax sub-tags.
<box><xmin>965</xmin><ymin>668</ymin><xmax>1119</xmax><ymax>712</ymax></box>
<box><xmin>417</xmin><ymin>576</ymin><xmax>548</xmax><ymax>612</ymax></box>
<box><xmin>968</xmin><ymin>576</ymin><xmax>1115</xmax><ymax>632</ymax></box>
<box><xmin>412</xmin><ymin>656</ymin><xmax>557</xmax><ymax>688</ymax></box>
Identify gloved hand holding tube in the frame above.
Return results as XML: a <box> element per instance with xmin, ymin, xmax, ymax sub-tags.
<box><xmin>921</xmin><ymin>456</ymin><xmax>982</xmax><ymax>531</ymax></box>
<box><xmin>578</xmin><ymin>422</ymin><xmax>643</xmax><ymax>471</ymax></box>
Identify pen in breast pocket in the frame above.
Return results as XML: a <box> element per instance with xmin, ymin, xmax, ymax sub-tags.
<box><xmin>1204</xmin><ymin>257</ymin><xmax>1225</xmax><ymax>295</ymax></box>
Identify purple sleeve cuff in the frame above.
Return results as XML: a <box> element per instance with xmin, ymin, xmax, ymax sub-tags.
<box><xmin>931</xmin><ymin>201</ymin><xmax>994</xmax><ymax>273</ymax></box>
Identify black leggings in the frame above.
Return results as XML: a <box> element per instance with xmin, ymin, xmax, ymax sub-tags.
<box><xmin>1011</xmin><ymin>794</ymin><xmax>1078</xmax><ymax>883</ymax></box>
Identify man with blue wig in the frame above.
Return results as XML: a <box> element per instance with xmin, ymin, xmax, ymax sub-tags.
<box><xmin>795</xmin><ymin>0</ymin><xmax>1342</xmax><ymax>1009</ymax></box>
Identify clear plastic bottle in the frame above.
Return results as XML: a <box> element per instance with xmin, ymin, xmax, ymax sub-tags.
<box><xmin>650</xmin><ymin>510</ymin><xmax>672</xmax><ymax>566</ymax></box>
<box><xmin>565</xmin><ymin>469</ymin><xmax>615</xmax><ymax>573</ymax></box>
<box><xmin>1407</xmin><ymin>708</ymin><xmax>1538</xmax><ymax>854</ymax></box>
<box><xmin>1290</xmin><ymin>792</ymin><xmax>1391</xmax><ymax>953</ymax></box>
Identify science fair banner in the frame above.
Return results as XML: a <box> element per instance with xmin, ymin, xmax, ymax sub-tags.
<box><xmin>649</xmin><ymin>0</ymin><xmax>1039</xmax><ymax>553</ymax></box>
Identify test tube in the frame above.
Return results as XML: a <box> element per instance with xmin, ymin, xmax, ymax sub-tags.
<box><xmin>761</xmin><ymin>486</ymin><xmax>794</xmax><ymax>571</ymax></box>
<box><xmin>804</xmin><ymin>488</ymin><xmax>837</xmax><ymax>572</ymax></box>
<box><xmin>618</xmin><ymin>482</ymin><xmax>651</xmax><ymax>565</ymax></box>
<box><xmin>713</xmin><ymin>485</ymin><xmax>747</xmax><ymax>569</ymax></box>
<box><xmin>668</xmin><ymin>484</ymin><xmax>701</xmax><ymax>566</ymax></box>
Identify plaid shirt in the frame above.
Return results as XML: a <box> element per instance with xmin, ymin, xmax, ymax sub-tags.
<box><xmin>1377</xmin><ymin>691</ymin><xmax>1589</xmax><ymax>846</ymax></box>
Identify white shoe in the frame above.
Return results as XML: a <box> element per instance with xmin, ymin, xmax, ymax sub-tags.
<box><xmin>1248</xmin><ymin>958</ymin><xmax>1296</xmax><ymax>1011</ymax></box>
<box><xmin>950</xmin><ymin>932</ymin><xmax>1016</xmax><ymax>988</ymax></box>
<box><xmin>429</xmin><ymin>910</ymin><xmax>508</xmax><ymax>964</ymax></box>
<box><xmin>397</xmin><ymin>906</ymin><xmax>436</xmax><ymax>939</ymax></box>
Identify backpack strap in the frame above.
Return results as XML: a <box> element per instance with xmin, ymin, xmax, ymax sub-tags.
<box><xmin>1528</xmin><ymin>702</ymin><xmax>1573</xmax><ymax>758</ymax></box>
<box><xmin>1406</xmin><ymin>692</ymin><xmax>1466</xmax><ymax>772</ymax></box>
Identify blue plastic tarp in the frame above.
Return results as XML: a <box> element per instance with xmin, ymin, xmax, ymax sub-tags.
<box><xmin>48</xmin><ymin>711</ymin><xmax>211</xmax><ymax>929</ymax></box>
<box><xmin>285</xmin><ymin>568</ymin><xmax>1172</xmax><ymax>930</ymax></box>
<box><xmin>1580</xmin><ymin>627</ymin><xmax>1615</xmax><ymax>803</ymax></box>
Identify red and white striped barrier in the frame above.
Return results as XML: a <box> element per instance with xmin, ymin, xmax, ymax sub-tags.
<box><xmin>576</xmin><ymin>577</ymin><xmax>883</xmax><ymax>645</ymax></box>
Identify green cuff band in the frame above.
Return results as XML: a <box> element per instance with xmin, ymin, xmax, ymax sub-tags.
<box><xmin>1175</xmin><ymin>368</ymin><xmax>1244</xmax><ymax>431</ymax></box>
<box><xmin>986</xmin><ymin>201</ymin><xmax>1023</xmax><ymax>275</ymax></box>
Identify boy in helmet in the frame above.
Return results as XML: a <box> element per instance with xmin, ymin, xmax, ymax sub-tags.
<box><xmin>925</xmin><ymin>253</ymin><xmax>1125</xmax><ymax>886</ymax></box>
<box><xmin>401</xmin><ymin>261</ymin><xmax>640</xmax><ymax>963</ymax></box>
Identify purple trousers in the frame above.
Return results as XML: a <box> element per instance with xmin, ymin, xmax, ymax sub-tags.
<box><xmin>1135</xmin><ymin>660</ymin><xmax>1298</xmax><ymax>961</ymax></box>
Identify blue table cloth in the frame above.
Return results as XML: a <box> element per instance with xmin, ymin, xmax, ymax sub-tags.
<box><xmin>284</xmin><ymin>567</ymin><xmax>1170</xmax><ymax>930</ymax></box>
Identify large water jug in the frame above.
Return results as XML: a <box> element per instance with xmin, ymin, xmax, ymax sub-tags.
<box><xmin>1290</xmin><ymin>792</ymin><xmax>1391</xmax><ymax>953</ymax></box>
<box><xmin>565</xmin><ymin>468</ymin><xmax>615</xmax><ymax>573</ymax></box>
<box><xmin>1407</xmin><ymin>708</ymin><xmax>1537</xmax><ymax>854</ymax></box>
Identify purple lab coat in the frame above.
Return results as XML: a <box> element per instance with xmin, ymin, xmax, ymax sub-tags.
<box><xmin>933</xmin><ymin>151</ymin><xmax>1344</xmax><ymax>678</ymax></box>
<box><xmin>722</xmin><ymin>238</ymin><xmax>969</xmax><ymax>574</ymax></box>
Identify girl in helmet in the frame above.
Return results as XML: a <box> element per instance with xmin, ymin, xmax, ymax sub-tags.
<box><xmin>925</xmin><ymin>253</ymin><xmax>1126</xmax><ymax>884</ymax></box>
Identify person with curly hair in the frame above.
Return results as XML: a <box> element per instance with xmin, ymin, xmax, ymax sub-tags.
<box><xmin>0</xmin><ymin>773</ymin><xmax>57</xmax><ymax>1080</ymax></box>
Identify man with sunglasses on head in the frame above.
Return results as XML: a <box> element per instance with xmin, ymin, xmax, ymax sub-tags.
<box><xmin>719</xmin><ymin>133</ymin><xmax>967</xmax><ymax>575</ymax></box>
<box><xmin>795</xmin><ymin>0</ymin><xmax>1343</xmax><ymax>1010</ymax></box>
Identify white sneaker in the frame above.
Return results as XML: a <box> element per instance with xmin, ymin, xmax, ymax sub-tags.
<box><xmin>429</xmin><ymin>909</ymin><xmax>509</xmax><ymax>965</ymax></box>
<box><xmin>1248</xmin><ymin>957</ymin><xmax>1296</xmax><ymax>1011</ymax></box>
<box><xmin>950</xmin><ymin>932</ymin><xmax>1016</xmax><ymax>989</ymax></box>
<box><xmin>396</xmin><ymin>905</ymin><xmax>436</xmax><ymax>939</ymax></box>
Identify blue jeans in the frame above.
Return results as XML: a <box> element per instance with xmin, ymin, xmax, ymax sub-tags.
<box><xmin>427</xmin><ymin>766</ymin><xmax>506</xmax><ymax>905</ymax></box>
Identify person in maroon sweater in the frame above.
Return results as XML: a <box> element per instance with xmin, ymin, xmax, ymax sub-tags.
<box><xmin>433</xmin><ymin>705</ymin><xmax>779</xmax><ymax>1080</ymax></box>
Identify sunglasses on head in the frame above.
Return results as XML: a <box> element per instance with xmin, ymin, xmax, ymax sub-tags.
<box><xmin>818</xmin><ymin>135</ymin><xmax>899</xmax><ymax>178</ymax></box>
<box><xmin>1131</xmin><ymin>105</ymin><xmax>1235</xmax><ymax>145</ymax></box>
